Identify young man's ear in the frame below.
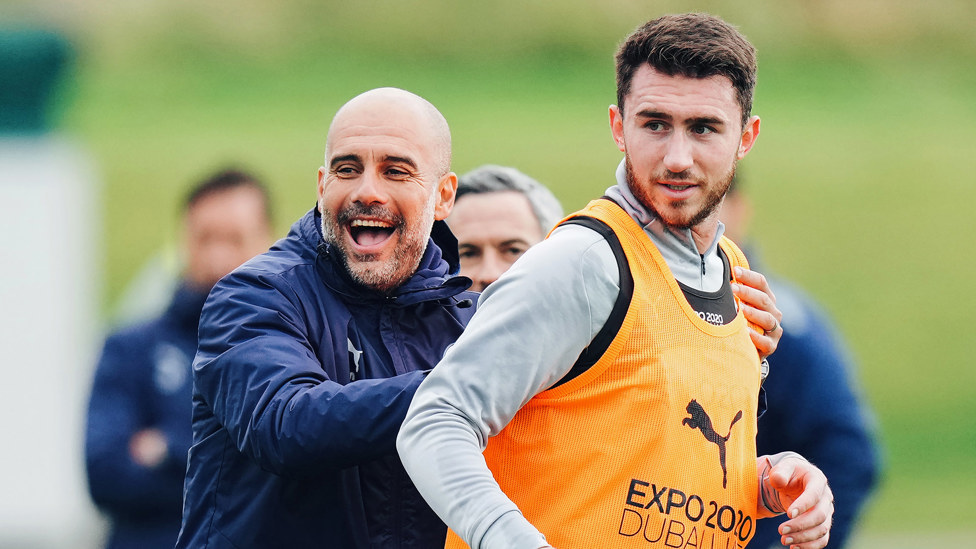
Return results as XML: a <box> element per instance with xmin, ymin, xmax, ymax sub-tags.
<box><xmin>737</xmin><ymin>116</ymin><xmax>761</xmax><ymax>160</ymax></box>
<box><xmin>433</xmin><ymin>172</ymin><xmax>458</xmax><ymax>221</ymax></box>
<box><xmin>609</xmin><ymin>105</ymin><xmax>627</xmax><ymax>153</ymax></box>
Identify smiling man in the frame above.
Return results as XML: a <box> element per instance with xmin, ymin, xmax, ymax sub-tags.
<box><xmin>399</xmin><ymin>14</ymin><xmax>834</xmax><ymax>549</ymax></box>
<box><xmin>176</xmin><ymin>88</ymin><xmax>478</xmax><ymax>548</ymax></box>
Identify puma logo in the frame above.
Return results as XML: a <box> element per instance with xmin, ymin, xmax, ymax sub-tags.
<box><xmin>682</xmin><ymin>399</ymin><xmax>743</xmax><ymax>488</ymax></box>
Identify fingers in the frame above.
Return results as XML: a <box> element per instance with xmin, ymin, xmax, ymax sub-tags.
<box><xmin>732</xmin><ymin>266</ymin><xmax>777</xmax><ymax>302</ymax></box>
<box><xmin>732</xmin><ymin>267</ymin><xmax>781</xmax><ymax>323</ymax></box>
<box><xmin>741</xmin><ymin>303</ymin><xmax>778</xmax><ymax>358</ymax></box>
<box><xmin>129</xmin><ymin>428</ymin><xmax>169</xmax><ymax>468</ymax></box>
<box><xmin>732</xmin><ymin>267</ymin><xmax>783</xmax><ymax>359</ymax></box>
<box><xmin>768</xmin><ymin>455</ymin><xmax>834</xmax><ymax>549</ymax></box>
<box><xmin>779</xmin><ymin>503</ymin><xmax>832</xmax><ymax>549</ymax></box>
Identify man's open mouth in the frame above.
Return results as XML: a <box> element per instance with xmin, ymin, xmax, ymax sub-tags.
<box><xmin>349</xmin><ymin>219</ymin><xmax>395</xmax><ymax>247</ymax></box>
<box><xmin>663</xmin><ymin>183</ymin><xmax>693</xmax><ymax>191</ymax></box>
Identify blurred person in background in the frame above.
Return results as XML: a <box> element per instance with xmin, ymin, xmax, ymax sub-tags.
<box><xmin>448</xmin><ymin>164</ymin><xmax>563</xmax><ymax>292</ymax></box>
<box><xmin>84</xmin><ymin>168</ymin><xmax>275</xmax><ymax>549</ymax></box>
<box><xmin>720</xmin><ymin>172</ymin><xmax>880</xmax><ymax>549</ymax></box>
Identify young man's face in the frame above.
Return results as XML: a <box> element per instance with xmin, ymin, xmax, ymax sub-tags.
<box><xmin>318</xmin><ymin>99</ymin><xmax>455</xmax><ymax>293</ymax></box>
<box><xmin>449</xmin><ymin>191</ymin><xmax>544</xmax><ymax>292</ymax></box>
<box><xmin>610</xmin><ymin>65</ymin><xmax>760</xmax><ymax>232</ymax></box>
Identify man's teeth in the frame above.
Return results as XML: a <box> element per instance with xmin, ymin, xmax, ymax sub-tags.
<box><xmin>665</xmin><ymin>184</ymin><xmax>692</xmax><ymax>191</ymax></box>
<box><xmin>351</xmin><ymin>219</ymin><xmax>391</xmax><ymax>228</ymax></box>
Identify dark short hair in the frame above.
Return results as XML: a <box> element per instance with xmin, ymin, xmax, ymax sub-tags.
<box><xmin>183</xmin><ymin>167</ymin><xmax>273</xmax><ymax>224</ymax></box>
<box><xmin>457</xmin><ymin>164</ymin><xmax>564</xmax><ymax>235</ymax></box>
<box><xmin>615</xmin><ymin>13</ymin><xmax>757</xmax><ymax>128</ymax></box>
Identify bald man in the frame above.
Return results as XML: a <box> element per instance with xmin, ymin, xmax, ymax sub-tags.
<box><xmin>176</xmin><ymin>88</ymin><xmax>478</xmax><ymax>548</ymax></box>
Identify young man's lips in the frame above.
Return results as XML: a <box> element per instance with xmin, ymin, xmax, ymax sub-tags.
<box><xmin>659</xmin><ymin>181</ymin><xmax>697</xmax><ymax>195</ymax></box>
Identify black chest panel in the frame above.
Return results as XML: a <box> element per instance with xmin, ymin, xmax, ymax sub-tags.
<box><xmin>678</xmin><ymin>249</ymin><xmax>738</xmax><ymax>326</ymax></box>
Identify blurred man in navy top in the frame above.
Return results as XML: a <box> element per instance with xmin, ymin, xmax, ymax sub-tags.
<box><xmin>84</xmin><ymin>168</ymin><xmax>274</xmax><ymax>549</ymax></box>
<box><xmin>720</xmin><ymin>173</ymin><xmax>880</xmax><ymax>548</ymax></box>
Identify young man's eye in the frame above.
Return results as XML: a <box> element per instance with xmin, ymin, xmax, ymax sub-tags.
<box><xmin>692</xmin><ymin>125</ymin><xmax>715</xmax><ymax>135</ymax></box>
<box><xmin>646</xmin><ymin>121</ymin><xmax>667</xmax><ymax>131</ymax></box>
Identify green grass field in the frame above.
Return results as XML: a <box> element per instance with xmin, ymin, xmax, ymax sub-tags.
<box><xmin>25</xmin><ymin>0</ymin><xmax>976</xmax><ymax>540</ymax></box>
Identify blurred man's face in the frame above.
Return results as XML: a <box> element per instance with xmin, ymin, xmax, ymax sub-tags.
<box><xmin>449</xmin><ymin>191</ymin><xmax>543</xmax><ymax>292</ymax></box>
<box><xmin>318</xmin><ymin>95</ymin><xmax>455</xmax><ymax>293</ymax></box>
<box><xmin>184</xmin><ymin>186</ymin><xmax>273</xmax><ymax>290</ymax></box>
<box><xmin>610</xmin><ymin>65</ymin><xmax>759</xmax><ymax>234</ymax></box>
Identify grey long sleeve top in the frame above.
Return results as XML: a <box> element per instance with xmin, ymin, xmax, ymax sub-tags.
<box><xmin>397</xmin><ymin>160</ymin><xmax>729</xmax><ymax>549</ymax></box>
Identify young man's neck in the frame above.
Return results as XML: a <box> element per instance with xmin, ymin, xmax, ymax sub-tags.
<box><xmin>690</xmin><ymin>218</ymin><xmax>720</xmax><ymax>255</ymax></box>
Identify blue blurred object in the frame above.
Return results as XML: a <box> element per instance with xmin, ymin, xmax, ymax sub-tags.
<box><xmin>748</xmin><ymin>250</ymin><xmax>881</xmax><ymax>549</ymax></box>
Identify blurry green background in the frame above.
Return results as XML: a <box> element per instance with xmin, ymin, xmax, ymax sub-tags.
<box><xmin>8</xmin><ymin>0</ymin><xmax>976</xmax><ymax>544</ymax></box>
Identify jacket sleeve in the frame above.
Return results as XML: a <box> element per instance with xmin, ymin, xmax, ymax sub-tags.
<box><xmin>194</xmin><ymin>267</ymin><xmax>426</xmax><ymax>475</ymax></box>
<box><xmin>84</xmin><ymin>330</ymin><xmax>187</xmax><ymax>517</ymax></box>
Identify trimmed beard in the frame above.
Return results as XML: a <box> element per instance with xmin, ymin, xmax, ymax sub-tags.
<box><xmin>321</xmin><ymin>192</ymin><xmax>436</xmax><ymax>294</ymax></box>
<box><xmin>625</xmin><ymin>155</ymin><xmax>736</xmax><ymax>230</ymax></box>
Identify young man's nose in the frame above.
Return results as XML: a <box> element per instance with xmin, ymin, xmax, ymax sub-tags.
<box><xmin>663</xmin><ymin>133</ymin><xmax>694</xmax><ymax>174</ymax></box>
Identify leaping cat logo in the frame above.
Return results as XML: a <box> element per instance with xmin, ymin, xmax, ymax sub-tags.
<box><xmin>682</xmin><ymin>399</ymin><xmax>743</xmax><ymax>488</ymax></box>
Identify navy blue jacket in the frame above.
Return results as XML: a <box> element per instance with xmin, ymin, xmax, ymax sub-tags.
<box><xmin>750</xmin><ymin>264</ymin><xmax>880</xmax><ymax>548</ymax></box>
<box><xmin>85</xmin><ymin>282</ymin><xmax>206</xmax><ymax>549</ymax></box>
<box><xmin>176</xmin><ymin>209</ymin><xmax>477</xmax><ymax>548</ymax></box>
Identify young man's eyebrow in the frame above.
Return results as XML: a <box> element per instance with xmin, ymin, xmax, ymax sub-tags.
<box><xmin>634</xmin><ymin>111</ymin><xmax>725</xmax><ymax>126</ymax></box>
<box><xmin>688</xmin><ymin>116</ymin><xmax>725</xmax><ymax>126</ymax></box>
<box><xmin>634</xmin><ymin>110</ymin><xmax>671</xmax><ymax>121</ymax></box>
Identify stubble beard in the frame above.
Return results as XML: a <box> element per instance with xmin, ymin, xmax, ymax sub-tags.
<box><xmin>321</xmin><ymin>193</ymin><xmax>436</xmax><ymax>293</ymax></box>
<box><xmin>625</xmin><ymin>154</ymin><xmax>736</xmax><ymax>231</ymax></box>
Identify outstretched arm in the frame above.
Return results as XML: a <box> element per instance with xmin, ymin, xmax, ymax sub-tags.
<box><xmin>757</xmin><ymin>452</ymin><xmax>834</xmax><ymax>549</ymax></box>
<box><xmin>732</xmin><ymin>266</ymin><xmax>783</xmax><ymax>359</ymax></box>
<box><xmin>195</xmin><ymin>268</ymin><xmax>430</xmax><ymax>474</ymax></box>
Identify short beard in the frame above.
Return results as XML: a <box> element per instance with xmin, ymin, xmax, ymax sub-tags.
<box><xmin>625</xmin><ymin>155</ymin><xmax>736</xmax><ymax>231</ymax></box>
<box><xmin>321</xmin><ymin>195</ymin><xmax>436</xmax><ymax>293</ymax></box>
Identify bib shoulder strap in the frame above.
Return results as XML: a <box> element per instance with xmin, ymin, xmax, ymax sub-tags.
<box><xmin>549</xmin><ymin>214</ymin><xmax>634</xmax><ymax>389</ymax></box>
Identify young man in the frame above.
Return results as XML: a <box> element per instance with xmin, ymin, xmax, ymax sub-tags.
<box><xmin>85</xmin><ymin>169</ymin><xmax>274</xmax><ymax>549</ymax></box>
<box><xmin>175</xmin><ymin>88</ymin><xmax>478</xmax><ymax>548</ymax></box>
<box><xmin>449</xmin><ymin>164</ymin><xmax>564</xmax><ymax>292</ymax></box>
<box><xmin>398</xmin><ymin>14</ymin><xmax>834</xmax><ymax>549</ymax></box>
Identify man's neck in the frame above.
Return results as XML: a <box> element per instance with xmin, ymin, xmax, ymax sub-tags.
<box><xmin>606</xmin><ymin>164</ymin><xmax>727</xmax><ymax>292</ymax></box>
<box><xmin>690</xmin><ymin>217</ymin><xmax>720</xmax><ymax>255</ymax></box>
